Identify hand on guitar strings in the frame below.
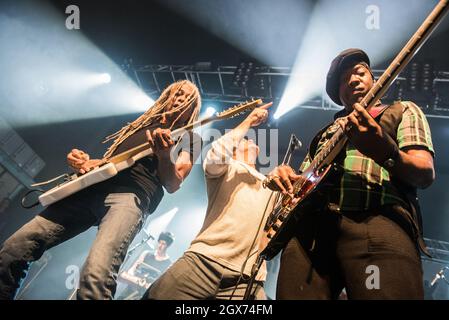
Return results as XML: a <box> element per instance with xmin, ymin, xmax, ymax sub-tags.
<box><xmin>337</xmin><ymin>103</ymin><xmax>394</xmax><ymax>164</ymax></box>
<box><xmin>146</xmin><ymin>128</ymin><xmax>175</xmax><ymax>158</ymax></box>
<box><xmin>67</xmin><ymin>149</ymin><xmax>102</xmax><ymax>175</ymax></box>
<box><xmin>263</xmin><ymin>165</ymin><xmax>303</xmax><ymax>195</ymax></box>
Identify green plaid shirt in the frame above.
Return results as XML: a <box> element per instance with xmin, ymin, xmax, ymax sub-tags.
<box><xmin>300</xmin><ymin>101</ymin><xmax>434</xmax><ymax>211</ymax></box>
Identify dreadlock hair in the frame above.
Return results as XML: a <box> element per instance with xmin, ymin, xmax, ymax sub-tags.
<box><xmin>102</xmin><ymin>80</ymin><xmax>201</xmax><ymax>159</ymax></box>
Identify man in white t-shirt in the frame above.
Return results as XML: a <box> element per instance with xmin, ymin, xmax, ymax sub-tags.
<box><xmin>142</xmin><ymin>103</ymin><xmax>275</xmax><ymax>300</ymax></box>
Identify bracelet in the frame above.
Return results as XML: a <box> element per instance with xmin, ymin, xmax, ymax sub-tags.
<box><xmin>262</xmin><ymin>175</ymin><xmax>280</xmax><ymax>188</ymax></box>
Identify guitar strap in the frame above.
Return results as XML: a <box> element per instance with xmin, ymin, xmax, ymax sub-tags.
<box><xmin>369</xmin><ymin>103</ymin><xmax>390</xmax><ymax>119</ymax></box>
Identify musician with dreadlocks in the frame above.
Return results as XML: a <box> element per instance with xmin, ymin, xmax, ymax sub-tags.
<box><xmin>0</xmin><ymin>80</ymin><xmax>202</xmax><ymax>300</ymax></box>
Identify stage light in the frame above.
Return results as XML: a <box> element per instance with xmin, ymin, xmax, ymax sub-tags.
<box><xmin>0</xmin><ymin>1</ymin><xmax>152</xmax><ymax>128</ymax></box>
<box><xmin>157</xmin><ymin>0</ymin><xmax>447</xmax><ymax>120</ymax></box>
<box><xmin>273</xmin><ymin>111</ymin><xmax>282</xmax><ymax>120</ymax></box>
<box><xmin>79</xmin><ymin>72</ymin><xmax>112</xmax><ymax>87</ymax></box>
<box><xmin>204</xmin><ymin>106</ymin><xmax>217</xmax><ymax>118</ymax></box>
<box><xmin>143</xmin><ymin>207</ymin><xmax>179</xmax><ymax>239</ymax></box>
<box><xmin>273</xmin><ymin>0</ymin><xmax>440</xmax><ymax>120</ymax></box>
<box><xmin>192</xmin><ymin>105</ymin><xmax>217</xmax><ymax>136</ymax></box>
<box><xmin>194</xmin><ymin>61</ymin><xmax>212</xmax><ymax>71</ymax></box>
<box><xmin>127</xmin><ymin>90</ymin><xmax>154</xmax><ymax>111</ymax></box>
<box><xmin>408</xmin><ymin>62</ymin><xmax>420</xmax><ymax>92</ymax></box>
<box><xmin>421</xmin><ymin>62</ymin><xmax>435</xmax><ymax>94</ymax></box>
<box><xmin>433</xmin><ymin>77</ymin><xmax>449</xmax><ymax>113</ymax></box>
<box><xmin>232</xmin><ymin>61</ymin><xmax>255</xmax><ymax>89</ymax></box>
<box><xmin>157</xmin><ymin>0</ymin><xmax>312</xmax><ymax>66</ymax></box>
<box><xmin>98</xmin><ymin>73</ymin><xmax>111</xmax><ymax>84</ymax></box>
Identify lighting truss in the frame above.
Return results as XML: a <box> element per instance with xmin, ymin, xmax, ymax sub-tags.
<box><xmin>0</xmin><ymin>117</ymin><xmax>45</xmax><ymax>201</ymax></box>
<box><xmin>132</xmin><ymin>63</ymin><xmax>449</xmax><ymax>119</ymax></box>
<box><xmin>133</xmin><ymin>64</ymin><xmax>290</xmax><ymax>105</ymax></box>
<box><xmin>423</xmin><ymin>237</ymin><xmax>449</xmax><ymax>265</ymax></box>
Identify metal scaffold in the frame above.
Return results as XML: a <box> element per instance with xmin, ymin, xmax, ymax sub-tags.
<box><xmin>129</xmin><ymin>62</ymin><xmax>449</xmax><ymax>119</ymax></box>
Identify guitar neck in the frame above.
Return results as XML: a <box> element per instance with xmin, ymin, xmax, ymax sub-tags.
<box><xmin>309</xmin><ymin>0</ymin><xmax>449</xmax><ymax>172</ymax></box>
<box><xmin>363</xmin><ymin>0</ymin><xmax>448</xmax><ymax>111</ymax></box>
<box><xmin>105</xmin><ymin>98</ymin><xmax>262</xmax><ymax>164</ymax></box>
<box><xmin>106</xmin><ymin>115</ymin><xmax>216</xmax><ymax>164</ymax></box>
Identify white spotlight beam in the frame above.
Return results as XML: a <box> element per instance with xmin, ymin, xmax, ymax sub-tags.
<box><xmin>204</xmin><ymin>106</ymin><xmax>217</xmax><ymax>118</ymax></box>
<box><xmin>275</xmin><ymin>0</ymin><xmax>441</xmax><ymax>120</ymax></box>
<box><xmin>143</xmin><ymin>207</ymin><xmax>179</xmax><ymax>240</ymax></box>
<box><xmin>156</xmin><ymin>0</ymin><xmax>313</xmax><ymax>66</ymax></box>
<box><xmin>96</xmin><ymin>73</ymin><xmax>111</xmax><ymax>84</ymax></box>
<box><xmin>0</xmin><ymin>2</ymin><xmax>153</xmax><ymax>128</ymax></box>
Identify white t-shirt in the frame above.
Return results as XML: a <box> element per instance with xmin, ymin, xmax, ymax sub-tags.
<box><xmin>187</xmin><ymin>135</ymin><xmax>276</xmax><ymax>281</ymax></box>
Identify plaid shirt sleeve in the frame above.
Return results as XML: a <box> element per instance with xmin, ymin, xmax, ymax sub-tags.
<box><xmin>397</xmin><ymin>101</ymin><xmax>434</xmax><ymax>156</ymax></box>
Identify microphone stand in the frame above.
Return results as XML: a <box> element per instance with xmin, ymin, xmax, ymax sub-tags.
<box><xmin>243</xmin><ymin>134</ymin><xmax>302</xmax><ymax>300</ymax></box>
<box><xmin>430</xmin><ymin>266</ymin><xmax>449</xmax><ymax>287</ymax></box>
<box><xmin>122</xmin><ymin>232</ymin><xmax>155</xmax><ymax>267</ymax></box>
<box><xmin>426</xmin><ymin>266</ymin><xmax>449</xmax><ymax>300</ymax></box>
<box><xmin>282</xmin><ymin>134</ymin><xmax>302</xmax><ymax>166</ymax></box>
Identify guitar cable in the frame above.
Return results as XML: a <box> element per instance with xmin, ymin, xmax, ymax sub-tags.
<box><xmin>30</xmin><ymin>173</ymin><xmax>71</xmax><ymax>187</ymax></box>
<box><xmin>21</xmin><ymin>188</ymin><xmax>44</xmax><ymax>209</ymax></box>
<box><xmin>228</xmin><ymin>189</ymin><xmax>277</xmax><ymax>300</ymax></box>
<box><xmin>21</xmin><ymin>173</ymin><xmax>73</xmax><ymax>209</ymax></box>
<box><xmin>228</xmin><ymin>134</ymin><xmax>301</xmax><ymax>300</ymax></box>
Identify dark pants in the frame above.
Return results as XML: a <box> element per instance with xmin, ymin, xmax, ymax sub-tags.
<box><xmin>142</xmin><ymin>251</ymin><xmax>266</xmax><ymax>300</ymax></box>
<box><xmin>0</xmin><ymin>186</ymin><xmax>154</xmax><ymax>300</ymax></box>
<box><xmin>276</xmin><ymin>206</ymin><xmax>424</xmax><ymax>299</ymax></box>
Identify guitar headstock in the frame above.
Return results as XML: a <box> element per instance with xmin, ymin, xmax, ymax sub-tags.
<box><xmin>214</xmin><ymin>99</ymin><xmax>263</xmax><ymax>120</ymax></box>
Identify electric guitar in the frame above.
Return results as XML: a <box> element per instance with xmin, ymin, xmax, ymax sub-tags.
<box><xmin>260</xmin><ymin>0</ymin><xmax>449</xmax><ymax>261</ymax></box>
<box><xmin>37</xmin><ymin>99</ymin><xmax>264</xmax><ymax>207</ymax></box>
